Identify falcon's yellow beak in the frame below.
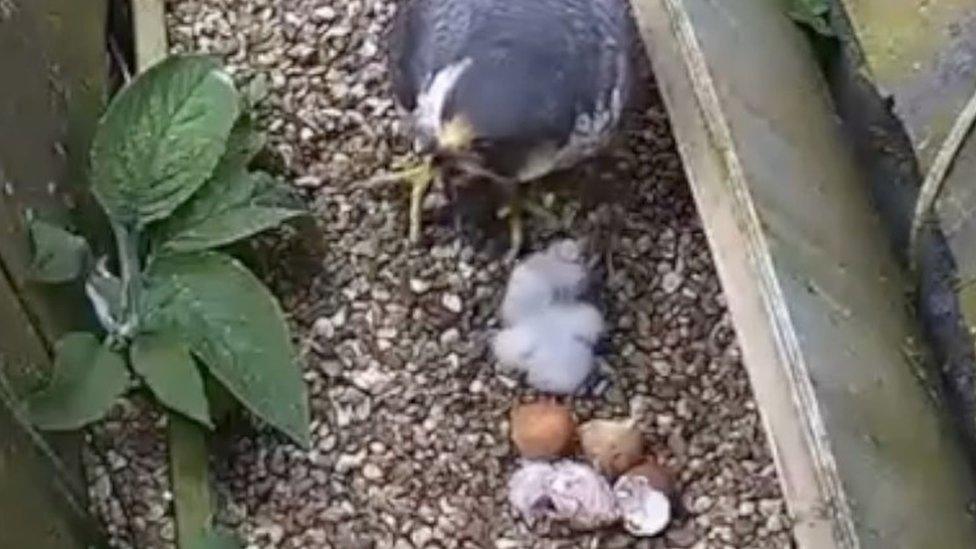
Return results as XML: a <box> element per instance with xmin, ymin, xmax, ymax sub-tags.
<box><xmin>437</xmin><ymin>115</ymin><xmax>475</xmax><ymax>152</ymax></box>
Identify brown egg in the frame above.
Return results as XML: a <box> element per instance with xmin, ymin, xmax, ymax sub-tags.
<box><xmin>510</xmin><ymin>401</ymin><xmax>577</xmax><ymax>459</ymax></box>
<box><xmin>578</xmin><ymin>418</ymin><xmax>644</xmax><ymax>477</ymax></box>
<box><xmin>625</xmin><ymin>456</ymin><xmax>677</xmax><ymax>498</ymax></box>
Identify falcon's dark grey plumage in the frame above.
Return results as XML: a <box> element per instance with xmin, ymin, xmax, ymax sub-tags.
<box><xmin>388</xmin><ymin>0</ymin><xmax>634</xmax><ymax>182</ymax></box>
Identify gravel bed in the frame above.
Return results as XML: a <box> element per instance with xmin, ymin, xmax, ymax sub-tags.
<box><xmin>84</xmin><ymin>0</ymin><xmax>793</xmax><ymax>547</ymax></box>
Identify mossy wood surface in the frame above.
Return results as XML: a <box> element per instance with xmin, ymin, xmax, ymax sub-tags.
<box><xmin>630</xmin><ymin>0</ymin><xmax>976</xmax><ymax>547</ymax></box>
<box><xmin>837</xmin><ymin>0</ymin><xmax>976</xmax><ymax>452</ymax></box>
<box><xmin>838</xmin><ymin>0</ymin><xmax>976</xmax><ymax>174</ymax></box>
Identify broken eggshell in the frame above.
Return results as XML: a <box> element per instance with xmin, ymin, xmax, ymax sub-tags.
<box><xmin>578</xmin><ymin>418</ymin><xmax>644</xmax><ymax>477</ymax></box>
<box><xmin>510</xmin><ymin>401</ymin><xmax>577</xmax><ymax>459</ymax></box>
<box><xmin>508</xmin><ymin>460</ymin><xmax>620</xmax><ymax>530</ymax></box>
<box><xmin>613</xmin><ymin>474</ymin><xmax>672</xmax><ymax>537</ymax></box>
<box><xmin>625</xmin><ymin>457</ymin><xmax>677</xmax><ymax>499</ymax></box>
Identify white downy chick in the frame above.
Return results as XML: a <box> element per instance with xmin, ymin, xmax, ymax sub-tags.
<box><xmin>492</xmin><ymin>303</ymin><xmax>604</xmax><ymax>394</ymax></box>
<box><xmin>500</xmin><ymin>239</ymin><xmax>587</xmax><ymax>325</ymax></box>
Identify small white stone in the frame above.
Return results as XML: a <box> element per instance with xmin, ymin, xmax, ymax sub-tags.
<box><xmin>313</xmin><ymin>317</ymin><xmax>334</xmax><ymax>339</ymax></box>
<box><xmin>313</xmin><ymin>6</ymin><xmax>338</xmax><ymax>21</ymax></box>
<box><xmin>362</xmin><ymin>463</ymin><xmax>384</xmax><ymax>481</ymax></box>
<box><xmin>335</xmin><ymin>451</ymin><xmax>365</xmax><ymax>474</ymax></box>
<box><xmin>410</xmin><ymin>526</ymin><xmax>433</xmax><ymax>547</ymax></box>
<box><xmin>439</xmin><ymin>328</ymin><xmax>460</xmax><ymax>346</ymax></box>
<box><xmin>661</xmin><ymin>271</ymin><xmax>682</xmax><ymax>294</ymax></box>
<box><xmin>440</xmin><ymin>292</ymin><xmax>462</xmax><ymax>313</ymax></box>
<box><xmin>410</xmin><ymin>278</ymin><xmax>431</xmax><ymax>293</ymax></box>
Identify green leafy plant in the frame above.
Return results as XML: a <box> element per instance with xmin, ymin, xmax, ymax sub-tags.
<box><xmin>785</xmin><ymin>0</ymin><xmax>834</xmax><ymax>36</ymax></box>
<box><xmin>23</xmin><ymin>55</ymin><xmax>309</xmax><ymax>547</ymax></box>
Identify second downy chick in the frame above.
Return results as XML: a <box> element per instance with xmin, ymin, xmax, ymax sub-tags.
<box><xmin>493</xmin><ymin>303</ymin><xmax>605</xmax><ymax>395</ymax></box>
<box><xmin>500</xmin><ymin>239</ymin><xmax>588</xmax><ymax>326</ymax></box>
<box><xmin>494</xmin><ymin>238</ymin><xmax>606</xmax><ymax>394</ymax></box>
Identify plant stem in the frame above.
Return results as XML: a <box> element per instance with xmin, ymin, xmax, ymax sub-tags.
<box><xmin>168</xmin><ymin>413</ymin><xmax>214</xmax><ymax>548</ymax></box>
<box><xmin>112</xmin><ymin>221</ymin><xmax>141</xmax><ymax>338</ymax></box>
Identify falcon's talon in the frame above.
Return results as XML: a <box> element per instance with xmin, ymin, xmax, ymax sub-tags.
<box><xmin>498</xmin><ymin>191</ymin><xmax>568</xmax><ymax>259</ymax></box>
<box><xmin>502</xmin><ymin>189</ymin><xmax>531</xmax><ymax>260</ymax></box>
<box><xmin>389</xmin><ymin>159</ymin><xmax>437</xmax><ymax>242</ymax></box>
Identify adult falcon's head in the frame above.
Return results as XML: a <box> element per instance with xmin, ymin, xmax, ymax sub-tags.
<box><xmin>390</xmin><ymin>0</ymin><xmax>633</xmax><ymax>184</ymax></box>
<box><xmin>385</xmin><ymin>0</ymin><xmax>634</xmax><ymax>249</ymax></box>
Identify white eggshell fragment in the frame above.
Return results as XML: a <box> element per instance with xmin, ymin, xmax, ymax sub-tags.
<box><xmin>508</xmin><ymin>461</ymin><xmax>557</xmax><ymax>521</ymax></box>
<box><xmin>508</xmin><ymin>460</ymin><xmax>620</xmax><ymax>530</ymax></box>
<box><xmin>613</xmin><ymin>474</ymin><xmax>672</xmax><ymax>537</ymax></box>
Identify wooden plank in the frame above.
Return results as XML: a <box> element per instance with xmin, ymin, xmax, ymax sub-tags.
<box><xmin>132</xmin><ymin>0</ymin><xmax>168</xmax><ymax>69</ymax></box>
<box><xmin>630</xmin><ymin>0</ymin><xmax>976</xmax><ymax>547</ymax></box>
<box><xmin>0</xmin><ymin>0</ymin><xmax>108</xmax><ymax>349</ymax></box>
<box><xmin>0</xmin><ymin>384</ymin><xmax>99</xmax><ymax>549</ymax></box>
<box><xmin>0</xmin><ymin>267</ymin><xmax>50</xmax><ymax>393</ymax></box>
<box><xmin>627</xmin><ymin>4</ymin><xmax>837</xmax><ymax>546</ymax></box>
<box><xmin>0</xmin><ymin>1</ymin><xmax>109</xmax><ymax>547</ymax></box>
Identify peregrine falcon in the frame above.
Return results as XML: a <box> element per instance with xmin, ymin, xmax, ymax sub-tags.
<box><xmin>386</xmin><ymin>0</ymin><xmax>634</xmax><ymax>255</ymax></box>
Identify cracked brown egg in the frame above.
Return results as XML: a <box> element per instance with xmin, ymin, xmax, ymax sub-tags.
<box><xmin>510</xmin><ymin>401</ymin><xmax>577</xmax><ymax>459</ymax></box>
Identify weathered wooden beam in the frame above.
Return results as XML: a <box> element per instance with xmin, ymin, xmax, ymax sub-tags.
<box><xmin>132</xmin><ymin>0</ymin><xmax>168</xmax><ymax>69</ymax></box>
<box><xmin>0</xmin><ymin>382</ymin><xmax>100</xmax><ymax>549</ymax></box>
<box><xmin>629</xmin><ymin>0</ymin><xmax>976</xmax><ymax>547</ymax></box>
<box><xmin>0</xmin><ymin>0</ymin><xmax>108</xmax><ymax>353</ymax></box>
<box><xmin>0</xmin><ymin>1</ymin><xmax>110</xmax><ymax>547</ymax></box>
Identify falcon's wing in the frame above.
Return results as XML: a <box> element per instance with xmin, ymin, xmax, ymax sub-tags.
<box><xmin>386</xmin><ymin>0</ymin><xmax>635</xmax><ymax>175</ymax></box>
<box><xmin>386</xmin><ymin>0</ymin><xmax>476</xmax><ymax>111</ymax></box>
<box><xmin>562</xmin><ymin>0</ymin><xmax>635</xmax><ymax>137</ymax></box>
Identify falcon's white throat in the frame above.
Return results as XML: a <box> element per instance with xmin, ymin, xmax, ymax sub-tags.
<box><xmin>414</xmin><ymin>57</ymin><xmax>473</xmax><ymax>146</ymax></box>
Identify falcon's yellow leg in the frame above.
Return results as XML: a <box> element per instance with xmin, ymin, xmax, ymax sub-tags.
<box><xmin>507</xmin><ymin>191</ymin><xmax>524</xmax><ymax>261</ymax></box>
<box><xmin>390</xmin><ymin>158</ymin><xmax>436</xmax><ymax>242</ymax></box>
<box><xmin>499</xmin><ymin>188</ymin><xmax>564</xmax><ymax>259</ymax></box>
<box><xmin>522</xmin><ymin>196</ymin><xmax>561</xmax><ymax>226</ymax></box>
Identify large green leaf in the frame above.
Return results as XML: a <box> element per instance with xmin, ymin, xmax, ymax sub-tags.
<box><xmin>143</xmin><ymin>251</ymin><xmax>309</xmax><ymax>447</ymax></box>
<box><xmin>153</xmin><ymin>118</ymin><xmax>302</xmax><ymax>252</ymax></box>
<box><xmin>166</xmin><ymin>114</ymin><xmax>267</xmax><ymax>235</ymax></box>
<box><xmin>249</xmin><ymin>171</ymin><xmax>306</xmax><ymax>210</ymax></box>
<box><xmin>203</xmin><ymin>372</ymin><xmax>240</xmax><ymax>427</ymax></box>
<box><xmin>26</xmin><ymin>333</ymin><xmax>130</xmax><ymax>430</ymax></box>
<box><xmin>154</xmin><ymin>165</ymin><xmax>257</xmax><ymax>249</ymax></box>
<box><xmin>90</xmin><ymin>55</ymin><xmax>240</xmax><ymax>227</ymax></box>
<box><xmin>27</xmin><ymin>216</ymin><xmax>91</xmax><ymax>283</ymax></box>
<box><xmin>131</xmin><ymin>332</ymin><xmax>212</xmax><ymax>428</ymax></box>
<box><xmin>163</xmin><ymin>206</ymin><xmax>303</xmax><ymax>252</ymax></box>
